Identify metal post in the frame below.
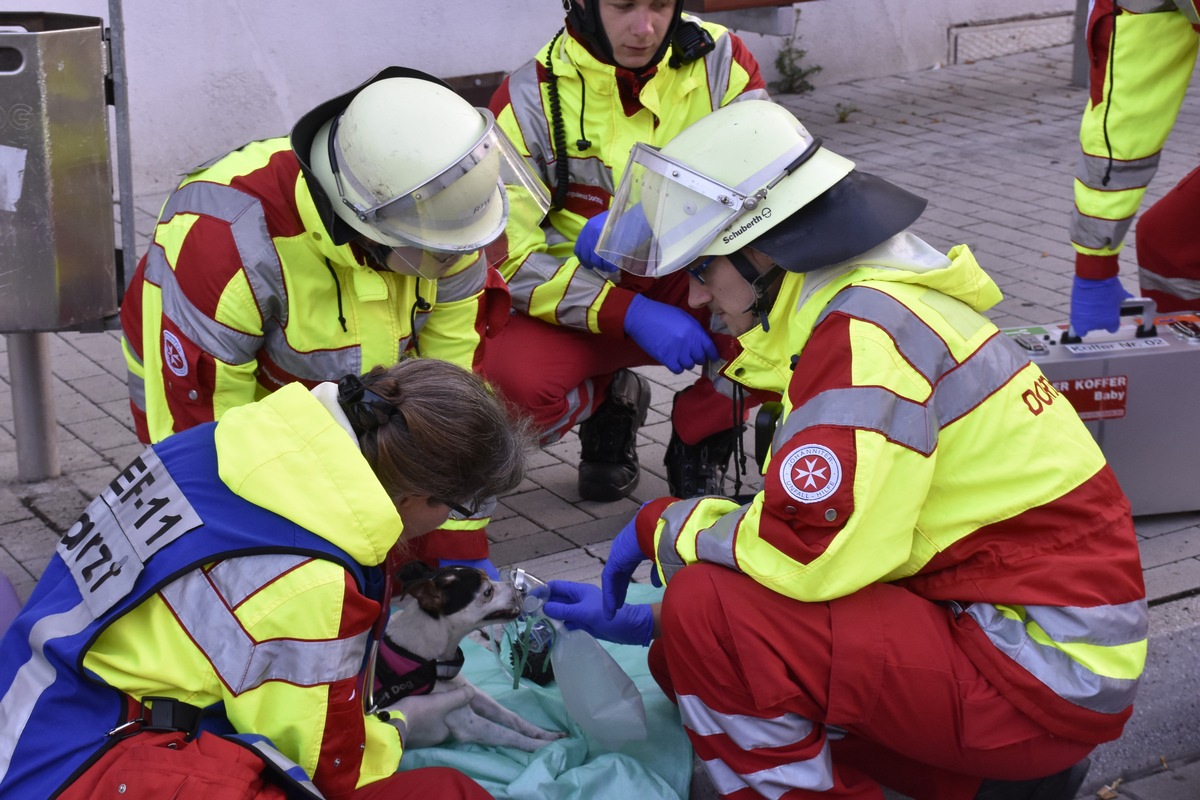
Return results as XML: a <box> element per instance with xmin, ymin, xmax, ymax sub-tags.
<box><xmin>108</xmin><ymin>0</ymin><xmax>137</xmax><ymax>300</ymax></box>
<box><xmin>7</xmin><ymin>332</ymin><xmax>60</xmax><ymax>481</ymax></box>
<box><xmin>1072</xmin><ymin>0</ymin><xmax>1090</xmax><ymax>88</ymax></box>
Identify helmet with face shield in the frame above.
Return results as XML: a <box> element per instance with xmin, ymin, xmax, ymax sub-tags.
<box><xmin>292</xmin><ymin>67</ymin><xmax>549</xmax><ymax>279</ymax></box>
<box><xmin>597</xmin><ymin>99</ymin><xmax>926</xmax><ymax>278</ymax></box>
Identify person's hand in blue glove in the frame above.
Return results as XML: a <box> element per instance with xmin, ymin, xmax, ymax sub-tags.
<box><xmin>624</xmin><ymin>294</ymin><xmax>719</xmax><ymax>374</ymax></box>
<box><xmin>1070</xmin><ymin>275</ymin><xmax>1132</xmax><ymax>337</ymax></box>
<box><xmin>602</xmin><ymin>516</ymin><xmax>650</xmax><ymax>618</ymax></box>
<box><xmin>439</xmin><ymin>557</ymin><xmax>500</xmax><ymax>580</ymax></box>
<box><xmin>543</xmin><ymin>580</ymin><xmax>655</xmax><ymax>646</ymax></box>
<box><xmin>574</xmin><ymin>211</ymin><xmax>620</xmax><ymax>273</ymax></box>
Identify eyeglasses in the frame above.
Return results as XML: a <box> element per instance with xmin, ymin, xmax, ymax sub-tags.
<box><xmin>686</xmin><ymin>256</ymin><xmax>716</xmax><ymax>285</ymax></box>
<box><xmin>435</xmin><ymin>496</ymin><xmax>479</xmax><ymax>518</ymax></box>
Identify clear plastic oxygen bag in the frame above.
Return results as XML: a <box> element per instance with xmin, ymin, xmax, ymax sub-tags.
<box><xmin>549</xmin><ymin>621</ymin><xmax>648</xmax><ymax>750</ymax></box>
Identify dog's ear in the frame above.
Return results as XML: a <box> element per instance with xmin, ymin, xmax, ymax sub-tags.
<box><xmin>394</xmin><ymin>560</ymin><xmax>435</xmax><ymax>589</ymax></box>
<box><xmin>404</xmin><ymin>575</ymin><xmax>448</xmax><ymax>618</ymax></box>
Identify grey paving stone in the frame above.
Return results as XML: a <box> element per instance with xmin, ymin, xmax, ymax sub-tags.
<box><xmin>503</xmin><ymin>488</ymin><xmax>594</xmax><ymax>530</ymax></box>
<box><xmin>490</xmin><ymin>531</ymin><xmax>576</xmax><ymax>569</ymax></box>
<box><xmin>1140</xmin><ymin>529</ymin><xmax>1200</xmax><ymax>570</ymax></box>
<box><xmin>0</xmin><ymin>517</ymin><xmax>59</xmax><ymax>564</ymax></box>
<box><xmin>557</xmin><ymin>515</ymin><xmax>627</xmax><ymax>548</ymax></box>
<box><xmin>1118</xmin><ymin>755</ymin><xmax>1200</xmax><ymax>800</ymax></box>
<box><xmin>1143</xmin><ymin>560</ymin><xmax>1200</xmax><ymax>605</ymax></box>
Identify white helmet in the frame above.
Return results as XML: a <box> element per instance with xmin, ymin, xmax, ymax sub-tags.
<box><xmin>598</xmin><ymin>100</ymin><xmax>924</xmax><ymax>277</ymax></box>
<box><xmin>293</xmin><ymin>67</ymin><xmax>548</xmax><ymax>278</ymax></box>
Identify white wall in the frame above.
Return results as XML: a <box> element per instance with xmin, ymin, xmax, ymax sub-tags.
<box><xmin>1</xmin><ymin>1</ymin><xmax>1070</xmax><ymax>198</ymax></box>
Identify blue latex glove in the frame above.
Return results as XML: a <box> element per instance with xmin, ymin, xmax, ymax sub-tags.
<box><xmin>602</xmin><ymin>517</ymin><xmax>649</xmax><ymax>618</ymax></box>
<box><xmin>1070</xmin><ymin>275</ymin><xmax>1133</xmax><ymax>336</ymax></box>
<box><xmin>624</xmin><ymin>294</ymin><xmax>719</xmax><ymax>374</ymax></box>
<box><xmin>439</xmin><ymin>557</ymin><xmax>499</xmax><ymax>580</ymax></box>
<box><xmin>574</xmin><ymin>211</ymin><xmax>620</xmax><ymax>273</ymax></box>
<box><xmin>544</xmin><ymin>580</ymin><xmax>654</xmax><ymax>646</ymax></box>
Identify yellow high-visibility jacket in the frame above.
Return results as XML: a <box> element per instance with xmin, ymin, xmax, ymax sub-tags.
<box><xmin>639</xmin><ymin>234</ymin><xmax>1147</xmax><ymax>744</ymax></box>
<box><xmin>1071</xmin><ymin>0</ymin><xmax>1200</xmax><ymax>278</ymax></box>
<box><xmin>120</xmin><ymin>138</ymin><xmax>502</xmax><ymax>444</ymax></box>
<box><xmin>488</xmin><ymin>17</ymin><xmax>769</xmax><ymax>334</ymax></box>
<box><xmin>84</xmin><ymin>383</ymin><xmax>407</xmax><ymax>797</ymax></box>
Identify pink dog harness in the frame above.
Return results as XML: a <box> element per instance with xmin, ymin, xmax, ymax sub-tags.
<box><xmin>373</xmin><ymin>635</ymin><xmax>465</xmax><ymax>708</ymax></box>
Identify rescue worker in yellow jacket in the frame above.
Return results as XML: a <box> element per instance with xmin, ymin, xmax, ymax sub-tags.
<box><xmin>1068</xmin><ymin>0</ymin><xmax>1200</xmax><ymax>333</ymax></box>
<box><xmin>0</xmin><ymin>358</ymin><xmax>535</xmax><ymax>800</ymax></box>
<box><xmin>481</xmin><ymin>0</ymin><xmax>770</xmax><ymax>508</ymax></box>
<box><xmin>120</xmin><ymin>66</ymin><xmax>547</xmax><ymax>576</ymax></box>
<box><xmin>544</xmin><ymin>101</ymin><xmax>1148</xmax><ymax>800</ymax></box>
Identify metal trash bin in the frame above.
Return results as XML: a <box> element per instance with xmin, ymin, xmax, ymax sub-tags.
<box><xmin>0</xmin><ymin>12</ymin><xmax>116</xmax><ymax>333</ymax></box>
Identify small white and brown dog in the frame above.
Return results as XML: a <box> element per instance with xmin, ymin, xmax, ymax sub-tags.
<box><xmin>374</xmin><ymin>564</ymin><xmax>565</xmax><ymax>752</ymax></box>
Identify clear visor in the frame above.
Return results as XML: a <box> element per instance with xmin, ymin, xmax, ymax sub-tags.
<box><xmin>331</xmin><ymin>108</ymin><xmax>550</xmax><ymax>255</ymax></box>
<box><xmin>597</xmin><ymin>136</ymin><xmax>821</xmax><ymax>278</ymax></box>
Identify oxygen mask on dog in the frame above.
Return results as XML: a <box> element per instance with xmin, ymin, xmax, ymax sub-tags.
<box><xmin>492</xmin><ymin>568</ymin><xmax>556</xmax><ymax>688</ymax></box>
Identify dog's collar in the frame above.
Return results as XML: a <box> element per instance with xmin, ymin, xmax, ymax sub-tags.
<box><xmin>373</xmin><ymin>635</ymin><xmax>466</xmax><ymax>706</ymax></box>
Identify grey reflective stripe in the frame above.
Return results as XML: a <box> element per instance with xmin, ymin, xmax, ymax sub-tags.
<box><xmin>658</xmin><ymin>499</ymin><xmax>746</xmax><ymax>580</ymax></box>
<box><xmin>679</xmin><ymin>694</ymin><xmax>816</xmax><ymax>748</ymax></box>
<box><xmin>557</xmin><ymin>270</ymin><xmax>610</xmax><ymax>329</ymax></box>
<box><xmin>966</xmin><ymin>602</ymin><xmax>1145</xmax><ymax>714</ymax></box>
<box><xmin>147</xmin><ymin>246</ymin><xmax>262</xmax><ymax>366</ymax></box>
<box><xmin>1139</xmin><ymin>267</ymin><xmax>1200</xmax><ymax>301</ymax></box>
<box><xmin>162</xmin><ymin>182</ymin><xmax>287</xmax><ymax>325</ymax></box>
<box><xmin>702</xmin><ymin>754</ymin><xmax>835</xmax><ymax>800</ymax></box>
<box><xmin>774</xmin><ymin>288</ymin><xmax>1030</xmax><ymax>457</ymax></box>
<box><xmin>1030</xmin><ymin>601</ymin><xmax>1149</xmax><ymax>647</ymax></box>
<box><xmin>1075</xmin><ymin>152</ymin><xmax>1160</xmax><ymax>193</ymax></box>
<box><xmin>658</xmin><ymin>499</ymin><xmax>702</xmax><ymax>580</ymax></box>
<box><xmin>124</xmin><ymin>337</ymin><xmax>147</xmax><ymax>412</ymax></box>
<box><xmin>1071</xmin><ymin>210</ymin><xmax>1134</xmax><ymax>252</ymax></box>
<box><xmin>0</xmin><ymin>601</ymin><xmax>93</xmax><ymax>786</ymax></box>
<box><xmin>774</xmin><ymin>386</ymin><xmax>935</xmax><ymax>455</ymax></box>
<box><xmin>436</xmin><ymin>259</ymin><xmax>487</xmax><ymax>303</ymax></box>
<box><xmin>546</xmin><ymin>378</ymin><xmax>591</xmax><ymax>442</ymax></box>
<box><xmin>678</xmin><ymin>694</ymin><xmax>834</xmax><ymax>797</ymax></box>
<box><xmin>261</xmin><ymin>319</ymin><xmax>364</xmax><ymax>380</ymax></box>
<box><xmin>508</xmin><ymin>60</ymin><xmax>553</xmax><ymax>167</ymax></box>
<box><xmin>564</xmin><ymin>156</ymin><xmax>615</xmax><ymax>196</ymax></box>
<box><xmin>207</xmin><ymin>554</ymin><xmax>310</xmax><ymax>608</ymax></box>
<box><xmin>1174</xmin><ymin>0</ymin><xmax>1200</xmax><ymax>23</ymax></box>
<box><xmin>506</xmin><ymin>251</ymin><xmax>564</xmax><ymax>315</ymax></box>
<box><xmin>705</xmin><ymin>33</ymin><xmax>734</xmax><ymax>110</ymax></box>
<box><xmin>814</xmin><ymin>288</ymin><xmax>955</xmax><ymax>384</ymax></box>
<box><xmin>693</xmin><ymin>506</ymin><xmax>744</xmax><ymax>573</ymax></box>
<box><xmin>243</xmin><ymin>739</ymin><xmax>327</xmax><ymax>799</ymax></box>
<box><xmin>162</xmin><ymin>565</ymin><xmax>366</xmax><ymax>694</ymax></box>
<box><xmin>932</xmin><ymin>335</ymin><xmax>1031</xmax><ymax>429</ymax></box>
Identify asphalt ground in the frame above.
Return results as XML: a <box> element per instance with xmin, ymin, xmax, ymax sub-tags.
<box><xmin>1</xmin><ymin>42</ymin><xmax>1197</xmax><ymax>800</ymax></box>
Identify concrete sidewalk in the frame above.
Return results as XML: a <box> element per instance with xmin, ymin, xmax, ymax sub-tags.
<box><xmin>1</xmin><ymin>42</ymin><xmax>1198</xmax><ymax>799</ymax></box>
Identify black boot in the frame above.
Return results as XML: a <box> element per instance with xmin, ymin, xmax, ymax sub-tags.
<box><xmin>664</xmin><ymin>426</ymin><xmax>740</xmax><ymax>499</ymax></box>
<box><xmin>577</xmin><ymin>369</ymin><xmax>651</xmax><ymax>502</ymax></box>
<box><xmin>975</xmin><ymin>758</ymin><xmax>1090</xmax><ymax>800</ymax></box>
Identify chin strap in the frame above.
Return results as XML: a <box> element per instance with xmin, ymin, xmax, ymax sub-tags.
<box><xmin>727</xmin><ymin>250</ymin><xmax>784</xmax><ymax>332</ymax></box>
<box><xmin>373</xmin><ymin>635</ymin><xmax>466</xmax><ymax>707</ymax></box>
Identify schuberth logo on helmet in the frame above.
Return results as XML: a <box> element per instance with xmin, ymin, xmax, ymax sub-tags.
<box><xmin>779</xmin><ymin>444</ymin><xmax>842</xmax><ymax>503</ymax></box>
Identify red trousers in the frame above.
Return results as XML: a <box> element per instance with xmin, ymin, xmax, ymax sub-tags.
<box><xmin>1137</xmin><ymin>164</ymin><xmax>1200</xmax><ymax>312</ymax></box>
<box><xmin>649</xmin><ymin>565</ymin><xmax>1093</xmax><ymax>800</ymax></box>
<box><xmin>60</xmin><ymin>730</ymin><xmax>490</xmax><ymax>800</ymax></box>
<box><xmin>479</xmin><ymin>271</ymin><xmax>746</xmax><ymax>445</ymax></box>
